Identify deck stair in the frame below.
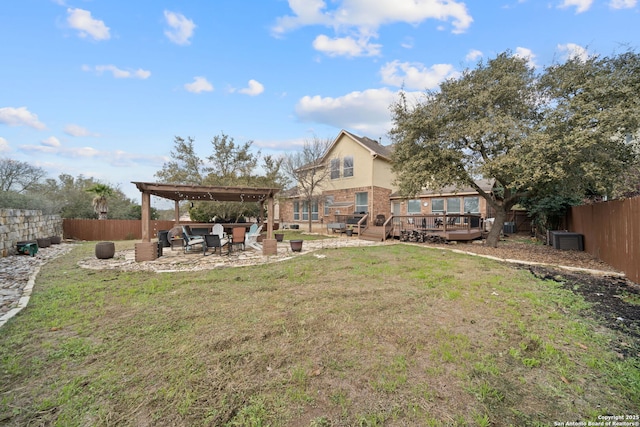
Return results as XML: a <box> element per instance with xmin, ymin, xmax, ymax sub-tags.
<box><xmin>359</xmin><ymin>225</ymin><xmax>388</xmax><ymax>242</ymax></box>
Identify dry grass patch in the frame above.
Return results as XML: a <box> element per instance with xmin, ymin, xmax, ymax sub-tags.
<box><xmin>0</xmin><ymin>242</ymin><xmax>638</xmax><ymax>426</ymax></box>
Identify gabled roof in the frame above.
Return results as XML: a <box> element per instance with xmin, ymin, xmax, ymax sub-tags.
<box><xmin>323</xmin><ymin>129</ymin><xmax>393</xmax><ymax>161</ymax></box>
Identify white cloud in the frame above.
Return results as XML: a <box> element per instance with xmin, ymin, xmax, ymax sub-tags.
<box><xmin>184</xmin><ymin>76</ymin><xmax>213</xmax><ymax>93</ymax></box>
<box><xmin>295</xmin><ymin>88</ymin><xmax>400</xmax><ymax>135</ymax></box>
<box><xmin>83</xmin><ymin>64</ymin><xmax>151</xmax><ymax>79</ymax></box>
<box><xmin>514</xmin><ymin>47</ymin><xmax>537</xmax><ymax>68</ymax></box>
<box><xmin>0</xmin><ymin>137</ymin><xmax>10</xmax><ymax>152</ymax></box>
<box><xmin>67</xmin><ymin>8</ymin><xmax>110</xmax><ymax>40</ymax></box>
<box><xmin>42</xmin><ymin>136</ymin><xmax>61</xmax><ymax>147</ymax></box>
<box><xmin>465</xmin><ymin>49</ymin><xmax>483</xmax><ymax>62</ymax></box>
<box><xmin>558</xmin><ymin>0</ymin><xmax>594</xmax><ymax>13</ymax></box>
<box><xmin>273</xmin><ymin>0</ymin><xmax>473</xmax><ymax>35</ymax></box>
<box><xmin>19</xmin><ymin>144</ymin><xmax>168</xmax><ymax>168</ymax></box>
<box><xmin>239</xmin><ymin>80</ymin><xmax>265</xmax><ymax>96</ymax></box>
<box><xmin>400</xmin><ymin>37</ymin><xmax>414</xmax><ymax>49</ymax></box>
<box><xmin>557</xmin><ymin>43</ymin><xmax>590</xmax><ymax>61</ymax></box>
<box><xmin>609</xmin><ymin>0</ymin><xmax>637</xmax><ymax>8</ymax></box>
<box><xmin>164</xmin><ymin>11</ymin><xmax>196</xmax><ymax>45</ymax></box>
<box><xmin>312</xmin><ymin>34</ymin><xmax>382</xmax><ymax>57</ymax></box>
<box><xmin>380</xmin><ymin>61</ymin><xmax>458</xmax><ymax>90</ymax></box>
<box><xmin>0</xmin><ymin>107</ymin><xmax>46</xmax><ymax>130</ymax></box>
<box><xmin>64</xmin><ymin>124</ymin><xmax>98</xmax><ymax>137</ymax></box>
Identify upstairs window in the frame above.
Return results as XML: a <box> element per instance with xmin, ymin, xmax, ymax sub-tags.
<box><xmin>343</xmin><ymin>156</ymin><xmax>354</xmax><ymax>177</ymax></box>
<box><xmin>330</xmin><ymin>159</ymin><xmax>340</xmax><ymax>179</ymax></box>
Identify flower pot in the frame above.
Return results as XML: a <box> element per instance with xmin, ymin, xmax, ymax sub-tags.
<box><xmin>275</xmin><ymin>233</ymin><xmax>284</xmax><ymax>242</ymax></box>
<box><xmin>50</xmin><ymin>236</ymin><xmax>62</xmax><ymax>245</ymax></box>
<box><xmin>345</xmin><ymin>229</ymin><xmax>353</xmax><ymax>237</ymax></box>
<box><xmin>289</xmin><ymin>239</ymin><xmax>303</xmax><ymax>252</ymax></box>
<box><xmin>37</xmin><ymin>237</ymin><xmax>51</xmax><ymax>248</ymax></box>
<box><xmin>95</xmin><ymin>241</ymin><xmax>115</xmax><ymax>259</ymax></box>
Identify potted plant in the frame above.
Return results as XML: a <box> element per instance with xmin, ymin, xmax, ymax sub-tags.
<box><xmin>289</xmin><ymin>239</ymin><xmax>303</xmax><ymax>252</ymax></box>
<box><xmin>345</xmin><ymin>225</ymin><xmax>354</xmax><ymax>237</ymax></box>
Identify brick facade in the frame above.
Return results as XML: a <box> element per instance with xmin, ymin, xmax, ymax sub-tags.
<box><xmin>280</xmin><ymin>186</ymin><xmax>393</xmax><ymax>225</ymax></box>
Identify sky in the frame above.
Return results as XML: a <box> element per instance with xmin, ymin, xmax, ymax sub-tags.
<box><xmin>1</xmin><ymin>0</ymin><xmax>639</xmax><ymax>204</ymax></box>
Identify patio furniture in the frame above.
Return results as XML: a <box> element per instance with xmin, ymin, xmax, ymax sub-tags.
<box><xmin>212</xmin><ymin>223</ymin><xmax>226</xmax><ymax>239</ymax></box>
<box><xmin>204</xmin><ymin>234</ymin><xmax>228</xmax><ymax>255</ymax></box>
<box><xmin>244</xmin><ymin>225</ymin><xmax>263</xmax><ymax>251</ymax></box>
<box><xmin>182</xmin><ymin>226</ymin><xmax>205</xmax><ymax>253</ymax></box>
<box><xmin>230</xmin><ymin>227</ymin><xmax>246</xmax><ymax>251</ymax></box>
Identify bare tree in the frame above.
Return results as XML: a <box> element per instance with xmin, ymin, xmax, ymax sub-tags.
<box><xmin>0</xmin><ymin>158</ymin><xmax>46</xmax><ymax>193</ymax></box>
<box><xmin>282</xmin><ymin>136</ymin><xmax>332</xmax><ymax>232</ymax></box>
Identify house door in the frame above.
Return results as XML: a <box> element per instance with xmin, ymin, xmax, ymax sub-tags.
<box><xmin>392</xmin><ymin>202</ymin><xmax>401</xmax><ymax>216</ymax></box>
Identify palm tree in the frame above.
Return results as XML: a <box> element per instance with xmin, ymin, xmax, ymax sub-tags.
<box><xmin>85</xmin><ymin>184</ymin><xmax>114</xmax><ymax>220</ymax></box>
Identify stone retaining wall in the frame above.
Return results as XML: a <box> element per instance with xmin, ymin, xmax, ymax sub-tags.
<box><xmin>0</xmin><ymin>209</ymin><xmax>63</xmax><ymax>255</ymax></box>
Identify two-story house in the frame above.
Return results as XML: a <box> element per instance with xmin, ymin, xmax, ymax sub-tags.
<box><xmin>280</xmin><ymin>130</ymin><xmax>506</xmax><ymax>234</ymax></box>
<box><xmin>280</xmin><ymin>130</ymin><xmax>396</xmax><ymax>226</ymax></box>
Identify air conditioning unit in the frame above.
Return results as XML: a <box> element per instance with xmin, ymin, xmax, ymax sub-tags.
<box><xmin>550</xmin><ymin>231</ymin><xmax>584</xmax><ymax>251</ymax></box>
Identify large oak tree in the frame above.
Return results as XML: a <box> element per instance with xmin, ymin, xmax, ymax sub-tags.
<box><xmin>390</xmin><ymin>51</ymin><xmax>639</xmax><ymax>247</ymax></box>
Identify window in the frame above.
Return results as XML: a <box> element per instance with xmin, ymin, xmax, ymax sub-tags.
<box><xmin>343</xmin><ymin>156</ymin><xmax>354</xmax><ymax>177</ymax></box>
<box><xmin>407</xmin><ymin>199</ymin><xmax>421</xmax><ymax>215</ymax></box>
<box><xmin>324</xmin><ymin>196</ymin><xmax>333</xmax><ymax>216</ymax></box>
<box><xmin>431</xmin><ymin>198</ymin><xmax>445</xmax><ymax>213</ymax></box>
<box><xmin>464</xmin><ymin>197</ymin><xmax>480</xmax><ymax>214</ymax></box>
<box><xmin>301</xmin><ymin>200</ymin><xmax>318</xmax><ymax>221</ymax></box>
<box><xmin>355</xmin><ymin>192</ymin><xmax>368</xmax><ymax>213</ymax></box>
<box><xmin>293</xmin><ymin>201</ymin><xmax>300</xmax><ymax>220</ymax></box>
<box><xmin>447</xmin><ymin>197</ymin><xmax>461</xmax><ymax>214</ymax></box>
<box><xmin>330</xmin><ymin>158</ymin><xmax>340</xmax><ymax>179</ymax></box>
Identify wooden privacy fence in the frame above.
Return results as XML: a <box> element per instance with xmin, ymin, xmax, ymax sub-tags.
<box><xmin>568</xmin><ymin>196</ymin><xmax>640</xmax><ymax>284</ymax></box>
<box><xmin>63</xmin><ymin>219</ymin><xmax>176</xmax><ymax>241</ymax></box>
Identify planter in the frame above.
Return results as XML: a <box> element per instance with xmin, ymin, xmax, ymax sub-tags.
<box><xmin>95</xmin><ymin>241</ymin><xmax>115</xmax><ymax>259</ymax></box>
<box><xmin>36</xmin><ymin>237</ymin><xmax>51</xmax><ymax>248</ymax></box>
<box><xmin>49</xmin><ymin>236</ymin><xmax>62</xmax><ymax>245</ymax></box>
<box><xmin>275</xmin><ymin>233</ymin><xmax>284</xmax><ymax>242</ymax></box>
<box><xmin>345</xmin><ymin>229</ymin><xmax>353</xmax><ymax>237</ymax></box>
<box><xmin>289</xmin><ymin>239</ymin><xmax>303</xmax><ymax>252</ymax></box>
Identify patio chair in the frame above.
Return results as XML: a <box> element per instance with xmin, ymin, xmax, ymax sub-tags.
<box><xmin>230</xmin><ymin>226</ymin><xmax>247</xmax><ymax>251</ymax></box>
<box><xmin>182</xmin><ymin>226</ymin><xmax>205</xmax><ymax>253</ymax></box>
<box><xmin>244</xmin><ymin>225</ymin><xmax>263</xmax><ymax>251</ymax></box>
<box><xmin>204</xmin><ymin>234</ymin><xmax>228</xmax><ymax>256</ymax></box>
<box><xmin>212</xmin><ymin>223</ymin><xmax>226</xmax><ymax>239</ymax></box>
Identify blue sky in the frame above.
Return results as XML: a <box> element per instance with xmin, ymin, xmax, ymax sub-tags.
<box><xmin>1</xmin><ymin>0</ymin><xmax>638</xmax><ymax>203</ymax></box>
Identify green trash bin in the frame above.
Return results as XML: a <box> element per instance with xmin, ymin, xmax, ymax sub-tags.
<box><xmin>17</xmin><ymin>241</ymin><xmax>38</xmax><ymax>256</ymax></box>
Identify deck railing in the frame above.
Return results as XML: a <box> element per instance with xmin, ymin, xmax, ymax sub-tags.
<box><xmin>390</xmin><ymin>214</ymin><xmax>483</xmax><ymax>236</ymax></box>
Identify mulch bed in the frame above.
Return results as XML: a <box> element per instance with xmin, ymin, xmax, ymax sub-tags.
<box><xmin>527</xmin><ymin>265</ymin><xmax>640</xmax><ymax>358</ymax></box>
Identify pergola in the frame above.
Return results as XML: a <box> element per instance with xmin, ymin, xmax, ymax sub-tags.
<box><xmin>132</xmin><ymin>181</ymin><xmax>280</xmax><ymax>256</ymax></box>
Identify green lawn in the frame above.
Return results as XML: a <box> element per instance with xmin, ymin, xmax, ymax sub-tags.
<box><xmin>0</xmin><ymin>242</ymin><xmax>638</xmax><ymax>426</ymax></box>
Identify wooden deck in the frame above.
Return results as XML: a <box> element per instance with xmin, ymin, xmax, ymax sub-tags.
<box><xmin>361</xmin><ymin>214</ymin><xmax>484</xmax><ymax>242</ymax></box>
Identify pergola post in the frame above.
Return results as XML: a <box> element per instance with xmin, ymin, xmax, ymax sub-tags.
<box><xmin>262</xmin><ymin>193</ymin><xmax>277</xmax><ymax>255</ymax></box>
<box><xmin>174</xmin><ymin>200</ymin><xmax>180</xmax><ymax>223</ymax></box>
<box><xmin>141</xmin><ymin>191</ymin><xmax>151</xmax><ymax>242</ymax></box>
